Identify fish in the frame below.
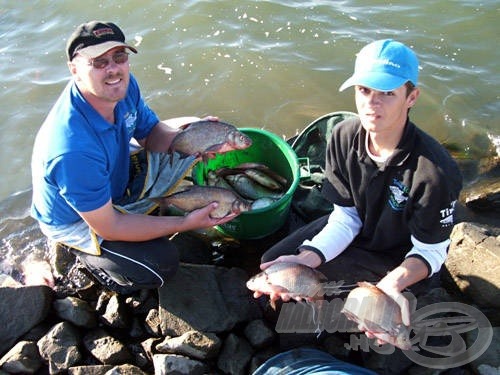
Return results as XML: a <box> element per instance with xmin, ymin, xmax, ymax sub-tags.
<box><xmin>246</xmin><ymin>262</ymin><xmax>327</xmax><ymax>300</ymax></box>
<box><xmin>243</xmin><ymin>168</ymin><xmax>283</xmax><ymax>191</ymax></box>
<box><xmin>341</xmin><ymin>282</ymin><xmax>412</xmax><ymax>350</ymax></box>
<box><xmin>169</xmin><ymin>120</ymin><xmax>252</xmax><ymax>161</ymax></box>
<box><xmin>236</xmin><ymin>162</ymin><xmax>288</xmax><ymax>187</ymax></box>
<box><xmin>251</xmin><ymin>197</ymin><xmax>277</xmax><ymax>210</ymax></box>
<box><xmin>225</xmin><ymin>174</ymin><xmax>284</xmax><ymax>201</ymax></box>
<box><xmin>206</xmin><ymin>170</ymin><xmax>235</xmax><ymax>191</ymax></box>
<box><xmin>152</xmin><ymin>185</ymin><xmax>251</xmax><ymax>219</ymax></box>
<box><xmin>246</xmin><ymin>262</ymin><xmax>328</xmax><ymax>337</ymax></box>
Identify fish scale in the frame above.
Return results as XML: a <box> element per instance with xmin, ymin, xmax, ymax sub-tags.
<box><xmin>152</xmin><ymin>185</ymin><xmax>251</xmax><ymax>219</ymax></box>
<box><xmin>169</xmin><ymin>120</ymin><xmax>252</xmax><ymax>161</ymax></box>
<box><xmin>246</xmin><ymin>262</ymin><xmax>327</xmax><ymax>299</ymax></box>
<box><xmin>246</xmin><ymin>262</ymin><xmax>328</xmax><ymax>337</ymax></box>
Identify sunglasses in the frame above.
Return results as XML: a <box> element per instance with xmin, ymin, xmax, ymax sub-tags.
<box><xmin>85</xmin><ymin>51</ymin><xmax>129</xmax><ymax>69</ymax></box>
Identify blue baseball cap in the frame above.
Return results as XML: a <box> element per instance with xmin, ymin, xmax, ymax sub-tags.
<box><xmin>339</xmin><ymin>39</ymin><xmax>419</xmax><ymax>92</ymax></box>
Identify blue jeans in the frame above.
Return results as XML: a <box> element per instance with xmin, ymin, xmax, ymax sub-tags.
<box><xmin>252</xmin><ymin>348</ymin><xmax>378</xmax><ymax>375</ymax></box>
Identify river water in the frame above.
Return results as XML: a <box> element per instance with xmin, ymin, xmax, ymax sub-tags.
<box><xmin>0</xmin><ymin>1</ymin><xmax>498</xmax><ymax>274</ymax></box>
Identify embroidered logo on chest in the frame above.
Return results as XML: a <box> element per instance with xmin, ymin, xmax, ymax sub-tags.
<box><xmin>388</xmin><ymin>178</ymin><xmax>409</xmax><ymax>211</ymax></box>
<box><xmin>124</xmin><ymin>111</ymin><xmax>137</xmax><ymax>137</ymax></box>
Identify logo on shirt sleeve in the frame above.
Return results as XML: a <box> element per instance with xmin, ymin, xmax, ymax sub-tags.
<box><xmin>440</xmin><ymin>200</ymin><xmax>456</xmax><ymax>227</ymax></box>
<box><xmin>388</xmin><ymin>178</ymin><xmax>409</xmax><ymax>211</ymax></box>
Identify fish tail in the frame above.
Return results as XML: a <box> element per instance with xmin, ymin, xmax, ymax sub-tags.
<box><xmin>308</xmin><ymin>299</ymin><xmax>324</xmax><ymax>338</ymax></box>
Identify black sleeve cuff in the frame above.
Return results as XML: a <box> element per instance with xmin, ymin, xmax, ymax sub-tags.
<box><xmin>406</xmin><ymin>254</ymin><xmax>432</xmax><ymax>278</ymax></box>
<box><xmin>296</xmin><ymin>245</ymin><xmax>327</xmax><ymax>265</ymax></box>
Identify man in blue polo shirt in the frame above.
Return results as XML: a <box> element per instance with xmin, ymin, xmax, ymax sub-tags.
<box><xmin>31</xmin><ymin>21</ymin><xmax>236</xmax><ymax>293</ymax></box>
<box><xmin>252</xmin><ymin>40</ymin><xmax>462</xmax><ymax>347</ymax></box>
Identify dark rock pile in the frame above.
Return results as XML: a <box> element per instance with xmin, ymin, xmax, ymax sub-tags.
<box><xmin>1</xmin><ymin>219</ymin><xmax>499</xmax><ymax>374</ymax></box>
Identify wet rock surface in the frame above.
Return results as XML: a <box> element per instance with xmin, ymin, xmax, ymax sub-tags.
<box><xmin>0</xmin><ymin>285</ymin><xmax>53</xmax><ymax>355</ymax></box>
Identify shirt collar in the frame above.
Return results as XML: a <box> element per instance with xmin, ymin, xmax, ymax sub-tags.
<box><xmin>356</xmin><ymin>118</ymin><xmax>416</xmax><ymax>168</ymax></box>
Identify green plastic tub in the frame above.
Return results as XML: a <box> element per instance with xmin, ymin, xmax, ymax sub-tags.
<box><xmin>192</xmin><ymin>128</ymin><xmax>300</xmax><ymax>239</ymax></box>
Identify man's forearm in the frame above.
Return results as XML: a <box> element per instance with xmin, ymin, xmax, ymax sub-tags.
<box><xmin>142</xmin><ymin>121</ymin><xmax>180</xmax><ymax>153</ymax></box>
<box><xmin>376</xmin><ymin>257</ymin><xmax>429</xmax><ymax>293</ymax></box>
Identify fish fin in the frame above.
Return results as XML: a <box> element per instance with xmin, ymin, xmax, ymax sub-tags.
<box><xmin>270</xmin><ymin>299</ymin><xmax>277</xmax><ymax>310</ymax></box>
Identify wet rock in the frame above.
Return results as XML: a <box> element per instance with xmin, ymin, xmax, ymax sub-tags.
<box><xmin>155</xmin><ymin>330</ymin><xmax>221</xmax><ymax>360</ymax></box>
<box><xmin>461</xmin><ymin>178</ymin><xmax>500</xmax><ymax>212</ymax></box>
<box><xmin>50</xmin><ymin>242</ymin><xmax>77</xmax><ymax>279</ymax></box>
<box><xmin>141</xmin><ymin>337</ymin><xmax>162</xmax><ymax>363</ymax></box>
<box><xmin>0</xmin><ymin>340</ymin><xmax>42</xmax><ymax>374</ymax></box>
<box><xmin>50</xmin><ymin>243</ymin><xmax>97</xmax><ymax>298</ymax></box>
<box><xmin>477</xmin><ymin>364</ymin><xmax>500</xmax><ymax>375</ymax></box>
<box><xmin>67</xmin><ymin>365</ymin><xmax>113</xmax><ymax>374</ymax></box>
<box><xmin>53</xmin><ymin>296</ymin><xmax>97</xmax><ymax>328</ymax></box>
<box><xmin>466</xmin><ymin>326</ymin><xmax>499</xmax><ymax>374</ymax></box>
<box><xmin>158</xmin><ymin>264</ymin><xmax>261</xmax><ymax>336</ymax></box>
<box><xmin>125</xmin><ymin>289</ymin><xmax>158</xmax><ymax>315</ymax></box>
<box><xmin>21</xmin><ymin>321</ymin><xmax>54</xmax><ymax>342</ymax></box>
<box><xmin>127</xmin><ymin>343</ymin><xmax>150</xmax><ymax>369</ymax></box>
<box><xmin>105</xmin><ymin>364</ymin><xmax>149</xmax><ymax>374</ymax></box>
<box><xmin>83</xmin><ymin>328</ymin><xmax>132</xmax><ymax>365</ymax></box>
<box><xmin>101</xmin><ymin>294</ymin><xmax>131</xmax><ymax>329</ymax></box>
<box><xmin>144</xmin><ymin>308</ymin><xmax>162</xmax><ymax>337</ymax></box>
<box><xmin>96</xmin><ymin>289</ymin><xmax>115</xmax><ymax>313</ymax></box>
<box><xmin>129</xmin><ymin>317</ymin><xmax>147</xmax><ymax>339</ymax></box>
<box><xmin>217</xmin><ymin>333</ymin><xmax>254</xmax><ymax>375</ymax></box>
<box><xmin>152</xmin><ymin>353</ymin><xmax>207</xmax><ymax>375</ymax></box>
<box><xmin>37</xmin><ymin>321</ymin><xmax>81</xmax><ymax>374</ymax></box>
<box><xmin>474</xmin><ymin>156</ymin><xmax>499</xmax><ymax>182</ymax></box>
<box><xmin>0</xmin><ymin>285</ymin><xmax>52</xmax><ymax>355</ymax></box>
<box><xmin>244</xmin><ymin>319</ymin><xmax>276</xmax><ymax>349</ymax></box>
<box><xmin>445</xmin><ymin>222</ymin><xmax>500</xmax><ymax>309</ymax></box>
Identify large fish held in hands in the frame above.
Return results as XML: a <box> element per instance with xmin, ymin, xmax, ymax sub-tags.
<box><xmin>152</xmin><ymin>185</ymin><xmax>251</xmax><ymax>219</ymax></box>
<box><xmin>169</xmin><ymin>120</ymin><xmax>252</xmax><ymax>161</ymax></box>
<box><xmin>247</xmin><ymin>262</ymin><xmax>328</xmax><ymax>337</ymax></box>
<box><xmin>341</xmin><ymin>282</ymin><xmax>412</xmax><ymax>350</ymax></box>
<box><xmin>246</xmin><ymin>262</ymin><xmax>327</xmax><ymax>300</ymax></box>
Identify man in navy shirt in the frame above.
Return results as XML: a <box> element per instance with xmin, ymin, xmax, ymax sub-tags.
<box><xmin>31</xmin><ymin>21</ymin><xmax>236</xmax><ymax>293</ymax></box>
<box><xmin>254</xmin><ymin>40</ymin><xmax>462</xmax><ymax>344</ymax></box>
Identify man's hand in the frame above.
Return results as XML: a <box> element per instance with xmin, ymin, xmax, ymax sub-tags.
<box><xmin>260</xmin><ymin>249</ymin><xmax>322</xmax><ymax>270</ymax></box>
<box><xmin>183</xmin><ymin>202</ymin><xmax>239</xmax><ymax>229</ymax></box>
<box><xmin>355</xmin><ymin>257</ymin><xmax>428</xmax><ymax>346</ymax></box>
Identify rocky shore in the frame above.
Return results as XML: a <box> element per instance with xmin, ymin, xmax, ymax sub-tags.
<box><xmin>0</xmin><ymin>158</ymin><xmax>498</xmax><ymax>375</ymax></box>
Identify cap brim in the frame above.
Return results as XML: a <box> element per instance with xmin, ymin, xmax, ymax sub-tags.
<box><xmin>77</xmin><ymin>41</ymin><xmax>138</xmax><ymax>59</ymax></box>
<box><xmin>339</xmin><ymin>72</ymin><xmax>408</xmax><ymax>92</ymax></box>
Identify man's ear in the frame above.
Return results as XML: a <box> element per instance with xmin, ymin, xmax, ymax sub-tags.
<box><xmin>67</xmin><ymin>61</ymin><xmax>77</xmax><ymax>77</ymax></box>
<box><xmin>407</xmin><ymin>87</ymin><xmax>420</xmax><ymax>107</ymax></box>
